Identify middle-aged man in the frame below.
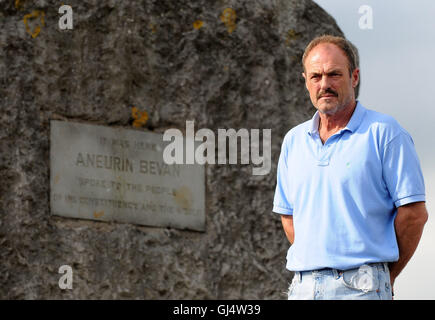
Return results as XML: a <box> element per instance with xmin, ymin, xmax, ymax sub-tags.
<box><xmin>273</xmin><ymin>35</ymin><xmax>428</xmax><ymax>300</ymax></box>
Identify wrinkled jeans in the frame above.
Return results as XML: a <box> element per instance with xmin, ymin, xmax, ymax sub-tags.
<box><xmin>288</xmin><ymin>263</ymin><xmax>393</xmax><ymax>300</ymax></box>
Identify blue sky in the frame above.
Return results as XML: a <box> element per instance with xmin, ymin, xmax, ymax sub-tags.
<box><xmin>314</xmin><ymin>0</ymin><xmax>435</xmax><ymax>300</ymax></box>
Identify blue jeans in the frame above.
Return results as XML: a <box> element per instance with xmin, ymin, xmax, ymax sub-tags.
<box><xmin>288</xmin><ymin>263</ymin><xmax>393</xmax><ymax>300</ymax></box>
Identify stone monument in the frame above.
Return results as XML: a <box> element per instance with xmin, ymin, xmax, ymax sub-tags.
<box><xmin>0</xmin><ymin>0</ymin><xmax>344</xmax><ymax>299</ymax></box>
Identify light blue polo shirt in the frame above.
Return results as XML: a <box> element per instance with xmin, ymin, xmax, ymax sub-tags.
<box><xmin>273</xmin><ymin>101</ymin><xmax>426</xmax><ymax>271</ymax></box>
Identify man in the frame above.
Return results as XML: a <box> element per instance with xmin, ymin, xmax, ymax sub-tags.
<box><xmin>273</xmin><ymin>35</ymin><xmax>428</xmax><ymax>300</ymax></box>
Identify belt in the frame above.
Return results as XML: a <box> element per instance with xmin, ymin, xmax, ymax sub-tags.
<box><xmin>295</xmin><ymin>262</ymin><xmax>389</xmax><ymax>281</ymax></box>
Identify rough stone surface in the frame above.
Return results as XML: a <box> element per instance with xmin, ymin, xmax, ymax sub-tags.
<box><xmin>0</xmin><ymin>0</ymin><xmax>343</xmax><ymax>299</ymax></box>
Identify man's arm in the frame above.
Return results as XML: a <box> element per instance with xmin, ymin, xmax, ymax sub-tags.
<box><xmin>389</xmin><ymin>201</ymin><xmax>428</xmax><ymax>287</ymax></box>
<box><xmin>280</xmin><ymin>214</ymin><xmax>294</xmax><ymax>245</ymax></box>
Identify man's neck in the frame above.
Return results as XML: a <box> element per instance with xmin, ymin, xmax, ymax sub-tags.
<box><xmin>318</xmin><ymin>100</ymin><xmax>357</xmax><ymax>143</ymax></box>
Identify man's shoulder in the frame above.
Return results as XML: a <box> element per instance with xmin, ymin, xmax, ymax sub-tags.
<box><xmin>361</xmin><ymin>105</ymin><xmax>410</xmax><ymax>143</ymax></box>
<box><xmin>283</xmin><ymin>117</ymin><xmax>312</xmax><ymax>142</ymax></box>
<box><xmin>364</xmin><ymin>107</ymin><xmax>399</xmax><ymax>126</ymax></box>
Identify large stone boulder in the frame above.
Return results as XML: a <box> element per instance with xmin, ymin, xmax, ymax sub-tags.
<box><xmin>0</xmin><ymin>0</ymin><xmax>343</xmax><ymax>299</ymax></box>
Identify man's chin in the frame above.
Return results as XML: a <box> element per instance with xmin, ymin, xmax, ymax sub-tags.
<box><xmin>316</xmin><ymin>102</ymin><xmax>340</xmax><ymax>115</ymax></box>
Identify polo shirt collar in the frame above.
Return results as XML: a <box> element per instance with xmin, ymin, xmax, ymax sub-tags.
<box><xmin>307</xmin><ymin>100</ymin><xmax>366</xmax><ymax>136</ymax></box>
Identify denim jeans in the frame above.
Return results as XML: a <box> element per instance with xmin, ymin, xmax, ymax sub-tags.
<box><xmin>288</xmin><ymin>263</ymin><xmax>393</xmax><ymax>300</ymax></box>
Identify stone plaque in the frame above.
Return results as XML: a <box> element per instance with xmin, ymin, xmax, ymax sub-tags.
<box><xmin>50</xmin><ymin>120</ymin><xmax>205</xmax><ymax>231</ymax></box>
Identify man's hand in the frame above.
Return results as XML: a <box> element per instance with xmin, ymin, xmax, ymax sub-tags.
<box><xmin>389</xmin><ymin>202</ymin><xmax>428</xmax><ymax>290</ymax></box>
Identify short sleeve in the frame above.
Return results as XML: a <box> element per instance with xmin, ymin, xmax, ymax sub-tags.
<box><xmin>382</xmin><ymin>132</ymin><xmax>426</xmax><ymax>208</ymax></box>
<box><xmin>273</xmin><ymin>137</ymin><xmax>293</xmax><ymax>215</ymax></box>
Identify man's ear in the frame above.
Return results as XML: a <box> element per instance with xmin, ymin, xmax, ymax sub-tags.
<box><xmin>302</xmin><ymin>72</ymin><xmax>308</xmax><ymax>90</ymax></box>
<box><xmin>352</xmin><ymin>68</ymin><xmax>360</xmax><ymax>88</ymax></box>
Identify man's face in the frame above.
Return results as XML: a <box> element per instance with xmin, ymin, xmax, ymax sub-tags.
<box><xmin>303</xmin><ymin>43</ymin><xmax>359</xmax><ymax>115</ymax></box>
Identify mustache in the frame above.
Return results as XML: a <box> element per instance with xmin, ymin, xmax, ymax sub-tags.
<box><xmin>317</xmin><ymin>89</ymin><xmax>338</xmax><ymax>99</ymax></box>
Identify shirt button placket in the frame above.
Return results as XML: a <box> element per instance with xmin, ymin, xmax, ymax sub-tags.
<box><xmin>317</xmin><ymin>142</ymin><xmax>331</xmax><ymax>167</ymax></box>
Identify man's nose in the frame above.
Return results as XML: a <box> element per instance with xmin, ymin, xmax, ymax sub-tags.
<box><xmin>320</xmin><ymin>75</ymin><xmax>331</xmax><ymax>90</ymax></box>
